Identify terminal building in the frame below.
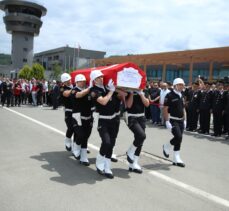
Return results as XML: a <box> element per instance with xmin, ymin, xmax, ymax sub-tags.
<box><xmin>34</xmin><ymin>46</ymin><xmax>106</xmax><ymax>77</ymax></box>
<box><xmin>94</xmin><ymin>46</ymin><xmax>229</xmax><ymax>84</ymax></box>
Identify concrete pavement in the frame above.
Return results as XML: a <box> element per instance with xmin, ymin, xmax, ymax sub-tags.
<box><xmin>0</xmin><ymin>105</ymin><xmax>229</xmax><ymax>211</ymax></box>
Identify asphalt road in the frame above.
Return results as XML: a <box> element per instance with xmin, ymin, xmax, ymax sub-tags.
<box><xmin>0</xmin><ymin>105</ymin><xmax>229</xmax><ymax>211</ymax></box>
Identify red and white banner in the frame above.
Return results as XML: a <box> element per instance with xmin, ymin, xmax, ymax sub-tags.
<box><xmin>70</xmin><ymin>62</ymin><xmax>146</xmax><ymax>90</ymax></box>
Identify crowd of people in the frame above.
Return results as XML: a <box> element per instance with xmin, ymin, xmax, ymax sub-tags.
<box><xmin>1</xmin><ymin>74</ymin><xmax>229</xmax><ymax>178</ymax></box>
<box><xmin>0</xmin><ymin>77</ymin><xmax>61</xmax><ymax>109</ymax></box>
<box><xmin>145</xmin><ymin>79</ymin><xmax>229</xmax><ymax>139</ymax></box>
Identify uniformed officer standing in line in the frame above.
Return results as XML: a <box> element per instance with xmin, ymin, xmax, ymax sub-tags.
<box><xmin>90</xmin><ymin>70</ymin><xmax>119</xmax><ymax>179</ymax></box>
<box><xmin>125</xmin><ymin>89</ymin><xmax>150</xmax><ymax>173</ymax></box>
<box><xmin>185</xmin><ymin>82</ymin><xmax>201</xmax><ymax>132</ymax></box>
<box><xmin>198</xmin><ymin>82</ymin><xmax>213</xmax><ymax>135</ymax></box>
<box><xmin>162</xmin><ymin>78</ymin><xmax>186</xmax><ymax>167</ymax></box>
<box><xmin>222</xmin><ymin>83</ymin><xmax>229</xmax><ymax>135</ymax></box>
<box><xmin>223</xmin><ymin>83</ymin><xmax>229</xmax><ymax>140</ymax></box>
<box><xmin>211</xmin><ymin>82</ymin><xmax>224</xmax><ymax>137</ymax></box>
<box><xmin>71</xmin><ymin>74</ymin><xmax>93</xmax><ymax>166</ymax></box>
<box><xmin>60</xmin><ymin>73</ymin><xmax>74</xmax><ymax>152</ymax></box>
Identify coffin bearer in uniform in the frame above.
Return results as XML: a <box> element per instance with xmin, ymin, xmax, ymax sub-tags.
<box><xmin>71</xmin><ymin>74</ymin><xmax>93</xmax><ymax>166</ymax></box>
<box><xmin>90</xmin><ymin>70</ymin><xmax>120</xmax><ymax>179</ymax></box>
<box><xmin>60</xmin><ymin>73</ymin><xmax>74</xmax><ymax>151</ymax></box>
<box><xmin>110</xmin><ymin>87</ymin><xmax>128</xmax><ymax>163</ymax></box>
<box><xmin>162</xmin><ymin>78</ymin><xmax>186</xmax><ymax>167</ymax></box>
<box><xmin>125</xmin><ymin>90</ymin><xmax>150</xmax><ymax>173</ymax></box>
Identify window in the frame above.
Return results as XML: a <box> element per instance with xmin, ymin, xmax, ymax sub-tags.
<box><xmin>193</xmin><ymin>62</ymin><xmax>209</xmax><ymax>81</ymax></box>
<box><xmin>166</xmin><ymin>65</ymin><xmax>179</xmax><ymax>82</ymax></box>
<box><xmin>219</xmin><ymin>68</ymin><xmax>229</xmax><ymax>78</ymax></box>
<box><xmin>146</xmin><ymin>65</ymin><xmax>162</xmax><ymax>81</ymax></box>
<box><xmin>213</xmin><ymin>62</ymin><xmax>221</xmax><ymax>80</ymax></box>
<box><xmin>177</xmin><ymin>64</ymin><xmax>189</xmax><ymax>84</ymax></box>
<box><xmin>23</xmin><ymin>48</ymin><xmax>28</xmax><ymax>52</ymax></box>
<box><xmin>23</xmin><ymin>58</ymin><xmax>27</xmax><ymax>62</ymax></box>
<box><xmin>54</xmin><ymin>55</ymin><xmax>59</xmax><ymax>60</ymax></box>
<box><xmin>212</xmin><ymin>62</ymin><xmax>229</xmax><ymax>80</ymax></box>
<box><xmin>24</xmin><ymin>36</ymin><xmax>28</xmax><ymax>41</ymax></box>
<box><xmin>43</xmin><ymin>62</ymin><xmax>47</xmax><ymax>69</ymax></box>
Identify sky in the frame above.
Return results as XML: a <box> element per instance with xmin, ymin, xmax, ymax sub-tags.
<box><xmin>0</xmin><ymin>0</ymin><xmax>229</xmax><ymax>57</ymax></box>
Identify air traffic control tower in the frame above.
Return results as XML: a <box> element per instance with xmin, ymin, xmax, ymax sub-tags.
<box><xmin>0</xmin><ymin>0</ymin><xmax>47</xmax><ymax>71</ymax></box>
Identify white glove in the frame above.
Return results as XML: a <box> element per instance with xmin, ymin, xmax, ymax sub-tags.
<box><xmin>107</xmin><ymin>79</ymin><xmax>115</xmax><ymax>91</ymax></box>
<box><xmin>184</xmin><ymin>120</ymin><xmax>187</xmax><ymax>129</ymax></box>
<box><xmin>165</xmin><ymin>121</ymin><xmax>172</xmax><ymax>130</ymax></box>
<box><xmin>136</xmin><ymin>90</ymin><xmax>144</xmax><ymax>95</ymax></box>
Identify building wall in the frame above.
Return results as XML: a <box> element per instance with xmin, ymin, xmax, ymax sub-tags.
<box><xmin>95</xmin><ymin>47</ymin><xmax>229</xmax><ymax>84</ymax></box>
<box><xmin>0</xmin><ymin>65</ymin><xmax>15</xmax><ymax>78</ymax></box>
<box><xmin>34</xmin><ymin>47</ymin><xmax>106</xmax><ymax>77</ymax></box>
<box><xmin>12</xmin><ymin>32</ymin><xmax>34</xmax><ymax>69</ymax></box>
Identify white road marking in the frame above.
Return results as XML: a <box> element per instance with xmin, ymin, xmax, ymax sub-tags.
<box><xmin>3</xmin><ymin>107</ymin><xmax>229</xmax><ymax>208</ymax></box>
<box><xmin>3</xmin><ymin>107</ymin><xmax>100</xmax><ymax>151</ymax></box>
<box><xmin>149</xmin><ymin>171</ymin><xmax>229</xmax><ymax>208</ymax></box>
<box><xmin>141</xmin><ymin>151</ymin><xmax>171</xmax><ymax>164</ymax></box>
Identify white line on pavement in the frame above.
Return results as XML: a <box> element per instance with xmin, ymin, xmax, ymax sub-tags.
<box><xmin>3</xmin><ymin>107</ymin><xmax>229</xmax><ymax>209</ymax></box>
<box><xmin>149</xmin><ymin>171</ymin><xmax>229</xmax><ymax>208</ymax></box>
<box><xmin>3</xmin><ymin>107</ymin><xmax>100</xmax><ymax>151</ymax></box>
<box><xmin>141</xmin><ymin>151</ymin><xmax>171</xmax><ymax>164</ymax></box>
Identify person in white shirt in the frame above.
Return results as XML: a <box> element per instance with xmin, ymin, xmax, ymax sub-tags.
<box><xmin>159</xmin><ymin>82</ymin><xmax>170</xmax><ymax>126</ymax></box>
<box><xmin>42</xmin><ymin>79</ymin><xmax>48</xmax><ymax>105</ymax></box>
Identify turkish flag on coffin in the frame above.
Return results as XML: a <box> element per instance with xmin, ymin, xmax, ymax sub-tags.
<box><xmin>70</xmin><ymin>62</ymin><xmax>146</xmax><ymax>90</ymax></box>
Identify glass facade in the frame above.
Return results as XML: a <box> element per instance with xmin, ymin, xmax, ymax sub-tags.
<box><xmin>144</xmin><ymin>61</ymin><xmax>228</xmax><ymax>84</ymax></box>
<box><xmin>213</xmin><ymin>62</ymin><xmax>229</xmax><ymax>80</ymax></box>
<box><xmin>166</xmin><ymin>65</ymin><xmax>178</xmax><ymax>83</ymax></box>
<box><xmin>219</xmin><ymin>68</ymin><xmax>229</xmax><ymax>78</ymax></box>
<box><xmin>213</xmin><ymin>62</ymin><xmax>221</xmax><ymax>80</ymax></box>
<box><xmin>146</xmin><ymin>65</ymin><xmax>162</xmax><ymax>81</ymax></box>
<box><xmin>166</xmin><ymin>64</ymin><xmax>190</xmax><ymax>83</ymax></box>
<box><xmin>180</xmin><ymin>65</ymin><xmax>189</xmax><ymax>84</ymax></box>
<box><xmin>193</xmin><ymin>62</ymin><xmax>209</xmax><ymax>81</ymax></box>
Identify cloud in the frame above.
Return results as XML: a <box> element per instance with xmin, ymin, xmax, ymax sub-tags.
<box><xmin>0</xmin><ymin>0</ymin><xmax>229</xmax><ymax>56</ymax></box>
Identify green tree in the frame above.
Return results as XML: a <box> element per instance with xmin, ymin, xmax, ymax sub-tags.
<box><xmin>18</xmin><ymin>65</ymin><xmax>32</xmax><ymax>80</ymax></box>
<box><xmin>31</xmin><ymin>63</ymin><xmax>45</xmax><ymax>80</ymax></box>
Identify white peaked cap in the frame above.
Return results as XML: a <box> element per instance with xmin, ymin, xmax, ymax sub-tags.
<box><xmin>173</xmin><ymin>78</ymin><xmax>185</xmax><ymax>86</ymax></box>
<box><xmin>90</xmin><ymin>70</ymin><xmax>104</xmax><ymax>81</ymax></box>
